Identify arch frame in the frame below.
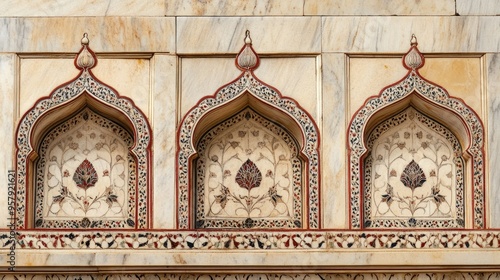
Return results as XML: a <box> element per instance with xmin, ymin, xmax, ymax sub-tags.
<box><xmin>348</xmin><ymin>68</ymin><xmax>485</xmax><ymax>229</ymax></box>
<box><xmin>15</xmin><ymin>63</ymin><xmax>152</xmax><ymax>229</ymax></box>
<box><xmin>176</xmin><ymin>70</ymin><xmax>320</xmax><ymax>229</ymax></box>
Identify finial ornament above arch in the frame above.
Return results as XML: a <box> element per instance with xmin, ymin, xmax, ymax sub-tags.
<box><xmin>176</xmin><ymin>31</ymin><xmax>320</xmax><ymax>229</ymax></box>
<box><xmin>15</xmin><ymin>34</ymin><xmax>152</xmax><ymax>229</ymax></box>
<box><xmin>348</xmin><ymin>35</ymin><xmax>485</xmax><ymax>229</ymax></box>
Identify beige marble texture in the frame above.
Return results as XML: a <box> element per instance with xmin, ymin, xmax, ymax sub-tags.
<box><xmin>177</xmin><ymin>17</ymin><xmax>321</xmax><ymax>54</ymax></box>
<box><xmin>166</xmin><ymin>0</ymin><xmax>303</xmax><ymax>16</ymax></box>
<box><xmin>487</xmin><ymin>54</ymin><xmax>500</xmax><ymax>228</ymax></box>
<box><xmin>321</xmin><ymin>54</ymin><xmax>347</xmax><ymax>229</ymax></box>
<box><xmin>180</xmin><ymin>57</ymin><xmax>319</xmax><ymax>122</ymax></box>
<box><xmin>348</xmin><ymin>57</ymin><xmax>484</xmax><ymax>121</ymax></box>
<box><xmin>19</xmin><ymin>57</ymin><xmax>151</xmax><ymax>119</ymax></box>
<box><xmin>305</xmin><ymin>0</ymin><xmax>455</xmax><ymax>16</ymax></box>
<box><xmin>92</xmin><ymin>57</ymin><xmax>151</xmax><ymax>117</ymax></box>
<box><xmin>19</xmin><ymin>58</ymin><xmax>79</xmax><ymax>119</ymax></box>
<box><xmin>0</xmin><ymin>55</ymin><xmax>15</xmax><ymax>228</ymax></box>
<box><xmin>7</xmin><ymin>249</ymin><xmax>500</xmax><ymax>267</ymax></box>
<box><xmin>457</xmin><ymin>0</ymin><xmax>500</xmax><ymax>15</ymax></box>
<box><xmin>323</xmin><ymin>16</ymin><xmax>500</xmax><ymax>53</ymax></box>
<box><xmin>152</xmin><ymin>54</ymin><xmax>177</xmax><ymax>229</ymax></box>
<box><xmin>0</xmin><ymin>17</ymin><xmax>174</xmax><ymax>53</ymax></box>
<box><xmin>0</xmin><ymin>0</ymin><xmax>166</xmax><ymax>16</ymax></box>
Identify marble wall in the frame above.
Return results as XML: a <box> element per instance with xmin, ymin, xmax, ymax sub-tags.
<box><xmin>0</xmin><ymin>0</ymin><xmax>499</xmax><ymax>275</ymax></box>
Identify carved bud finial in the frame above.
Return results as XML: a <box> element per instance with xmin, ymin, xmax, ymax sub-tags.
<box><xmin>403</xmin><ymin>34</ymin><xmax>424</xmax><ymax>71</ymax></box>
<box><xmin>76</xmin><ymin>33</ymin><xmax>96</xmax><ymax>70</ymax></box>
<box><xmin>236</xmin><ymin>30</ymin><xmax>259</xmax><ymax>71</ymax></box>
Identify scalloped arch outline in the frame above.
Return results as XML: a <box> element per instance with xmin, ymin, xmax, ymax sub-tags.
<box><xmin>348</xmin><ymin>47</ymin><xmax>485</xmax><ymax>229</ymax></box>
<box><xmin>176</xmin><ymin>69</ymin><xmax>320</xmax><ymax>229</ymax></box>
<box><xmin>15</xmin><ymin>42</ymin><xmax>152</xmax><ymax>229</ymax></box>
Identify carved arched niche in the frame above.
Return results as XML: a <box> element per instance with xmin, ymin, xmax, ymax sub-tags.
<box><xmin>15</xmin><ymin>34</ymin><xmax>152</xmax><ymax>229</ymax></box>
<box><xmin>348</xmin><ymin>36</ymin><xmax>485</xmax><ymax>229</ymax></box>
<box><xmin>177</xmin><ymin>31</ymin><xmax>320</xmax><ymax>229</ymax></box>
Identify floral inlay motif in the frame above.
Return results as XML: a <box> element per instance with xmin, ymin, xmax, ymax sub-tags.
<box><xmin>196</xmin><ymin>109</ymin><xmax>302</xmax><ymax>228</ymax></box>
<box><xmin>73</xmin><ymin>159</ymin><xmax>99</xmax><ymax>190</ymax></box>
<box><xmin>400</xmin><ymin>160</ymin><xmax>426</xmax><ymax>191</ymax></box>
<box><xmin>364</xmin><ymin>107</ymin><xmax>463</xmax><ymax>227</ymax></box>
<box><xmin>36</xmin><ymin>109</ymin><xmax>135</xmax><ymax>228</ymax></box>
<box><xmin>235</xmin><ymin>159</ymin><xmax>262</xmax><ymax>191</ymax></box>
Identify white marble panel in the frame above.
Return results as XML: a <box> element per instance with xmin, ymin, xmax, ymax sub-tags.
<box><xmin>20</xmin><ymin>57</ymin><xmax>150</xmax><ymax>119</ymax></box>
<box><xmin>0</xmin><ymin>17</ymin><xmax>174</xmax><ymax>53</ymax></box>
<box><xmin>457</xmin><ymin>0</ymin><xmax>500</xmax><ymax>15</ymax></box>
<box><xmin>166</xmin><ymin>0</ymin><xmax>302</xmax><ymax>16</ymax></box>
<box><xmin>177</xmin><ymin>17</ymin><xmax>321</xmax><ymax>54</ymax></box>
<box><xmin>0</xmin><ymin>55</ymin><xmax>15</xmax><ymax>229</ymax></box>
<box><xmin>305</xmin><ymin>0</ymin><xmax>454</xmax><ymax>15</ymax></box>
<box><xmin>92</xmin><ymin>58</ymin><xmax>151</xmax><ymax>117</ymax></box>
<box><xmin>487</xmin><ymin>54</ymin><xmax>500</xmax><ymax>228</ymax></box>
<box><xmin>19</xmin><ymin>58</ymin><xmax>79</xmax><ymax>119</ymax></box>
<box><xmin>181</xmin><ymin>57</ymin><xmax>318</xmax><ymax>122</ymax></box>
<box><xmin>152</xmin><ymin>55</ymin><xmax>177</xmax><ymax>229</ymax></box>
<box><xmin>0</xmin><ymin>0</ymin><xmax>166</xmax><ymax>16</ymax></box>
<box><xmin>348</xmin><ymin>56</ymin><xmax>483</xmax><ymax>120</ymax></box>
<box><xmin>9</xmin><ymin>249</ymin><xmax>500</xmax><ymax>267</ymax></box>
<box><xmin>322</xmin><ymin>54</ymin><xmax>347</xmax><ymax>229</ymax></box>
<box><xmin>323</xmin><ymin>16</ymin><xmax>500</xmax><ymax>53</ymax></box>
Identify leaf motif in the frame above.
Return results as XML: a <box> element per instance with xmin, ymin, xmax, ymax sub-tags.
<box><xmin>73</xmin><ymin>159</ymin><xmax>98</xmax><ymax>190</ymax></box>
<box><xmin>106</xmin><ymin>194</ymin><xmax>118</xmax><ymax>207</ymax></box>
<box><xmin>235</xmin><ymin>159</ymin><xmax>262</xmax><ymax>191</ymax></box>
<box><xmin>400</xmin><ymin>160</ymin><xmax>426</xmax><ymax>191</ymax></box>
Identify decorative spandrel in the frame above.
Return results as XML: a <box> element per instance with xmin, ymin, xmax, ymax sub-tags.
<box><xmin>364</xmin><ymin>108</ymin><xmax>464</xmax><ymax>228</ymax></box>
<box><xmin>196</xmin><ymin>108</ymin><xmax>302</xmax><ymax>229</ymax></box>
<box><xmin>36</xmin><ymin>109</ymin><xmax>136</xmax><ymax>228</ymax></box>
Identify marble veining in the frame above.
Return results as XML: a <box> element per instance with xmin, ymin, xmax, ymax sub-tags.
<box><xmin>0</xmin><ymin>0</ymin><xmax>166</xmax><ymax>16</ymax></box>
<box><xmin>321</xmin><ymin>54</ymin><xmax>347</xmax><ymax>229</ymax></box>
<box><xmin>457</xmin><ymin>0</ymin><xmax>500</xmax><ymax>15</ymax></box>
<box><xmin>305</xmin><ymin>0</ymin><xmax>455</xmax><ymax>16</ymax></box>
<box><xmin>488</xmin><ymin>54</ymin><xmax>500</xmax><ymax>228</ymax></box>
<box><xmin>166</xmin><ymin>0</ymin><xmax>303</xmax><ymax>16</ymax></box>
<box><xmin>152</xmin><ymin>55</ymin><xmax>177</xmax><ymax>229</ymax></box>
<box><xmin>177</xmin><ymin>17</ymin><xmax>321</xmax><ymax>54</ymax></box>
<box><xmin>322</xmin><ymin>16</ymin><xmax>500</xmax><ymax>53</ymax></box>
<box><xmin>0</xmin><ymin>17</ymin><xmax>174</xmax><ymax>53</ymax></box>
<box><xmin>0</xmin><ymin>55</ymin><xmax>15</xmax><ymax>229</ymax></box>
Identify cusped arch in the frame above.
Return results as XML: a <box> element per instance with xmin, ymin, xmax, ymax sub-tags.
<box><xmin>176</xmin><ymin>31</ymin><xmax>320</xmax><ymax>229</ymax></box>
<box><xmin>15</xmin><ymin>34</ymin><xmax>152</xmax><ymax>229</ymax></box>
<box><xmin>348</xmin><ymin>36</ymin><xmax>485</xmax><ymax>229</ymax></box>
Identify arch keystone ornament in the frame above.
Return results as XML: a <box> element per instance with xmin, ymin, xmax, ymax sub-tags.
<box><xmin>348</xmin><ymin>35</ymin><xmax>485</xmax><ymax>229</ymax></box>
<box><xmin>177</xmin><ymin>31</ymin><xmax>320</xmax><ymax>229</ymax></box>
<box><xmin>15</xmin><ymin>34</ymin><xmax>152</xmax><ymax>229</ymax></box>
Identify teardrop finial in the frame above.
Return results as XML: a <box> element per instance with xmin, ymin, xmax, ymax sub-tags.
<box><xmin>403</xmin><ymin>34</ymin><xmax>424</xmax><ymax>71</ymax></box>
<box><xmin>76</xmin><ymin>33</ymin><xmax>96</xmax><ymax>70</ymax></box>
<box><xmin>81</xmin><ymin>33</ymin><xmax>90</xmax><ymax>46</ymax></box>
<box><xmin>410</xmin><ymin>34</ymin><xmax>418</xmax><ymax>46</ymax></box>
<box><xmin>236</xmin><ymin>30</ymin><xmax>259</xmax><ymax>71</ymax></box>
<box><xmin>244</xmin><ymin>30</ymin><xmax>252</xmax><ymax>44</ymax></box>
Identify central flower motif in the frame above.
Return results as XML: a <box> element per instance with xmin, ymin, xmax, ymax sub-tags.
<box><xmin>73</xmin><ymin>159</ymin><xmax>98</xmax><ymax>190</ymax></box>
<box><xmin>400</xmin><ymin>160</ymin><xmax>426</xmax><ymax>191</ymax></box>
<box><xmin>235</xmin><ymin>159</ymin><xmax>262</xmax><ymax>191</ymax></box>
